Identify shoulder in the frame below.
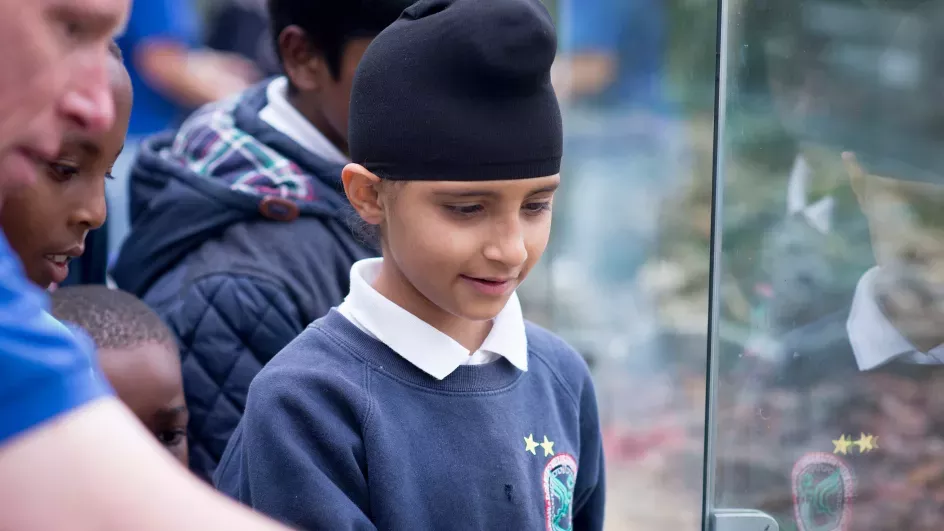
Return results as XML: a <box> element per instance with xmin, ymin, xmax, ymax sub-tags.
<box><xmin>186</xmin><ymin>217</ymin><xmax>360</xmax><ymax>283</ymax></box>
<box><xmin>168</xmin><ymin>216</ymin><xmax>358</xmax><ymax>297</ymax></box>
<box><xmin>525</xmin><ymin>321</ymin><xmax>595</xmax><ymax>403</ymax></box>
<box><xmin>247</xmin><ymin>316</ymin><xmax>371</xmax><ymax>404</ymax></box>
<box><xmin>0</xmin><ymin>243</ymin><xmax>110</xmax><ymax>443</ymax></box>
<box><xmin>160</xmin><ymin>271</ymin><xmax>297</xmax><ymax>324</ymax></box>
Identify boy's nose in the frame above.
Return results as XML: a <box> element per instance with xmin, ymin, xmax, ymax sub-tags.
<box><xmin>70</xmin><ymin>184</ymin><xmax>108</xmax><ymax>232</ymax></box>
<box><xmin>484</xmin><ymin>222</ymin><xmax>529</xmax><ymax>268</ymax></box>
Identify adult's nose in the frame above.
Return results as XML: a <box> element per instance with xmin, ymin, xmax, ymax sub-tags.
<box><xmin>57</xmin><ymin>51</ymin><xmax>115</xmax><ymax>134</ymax></box>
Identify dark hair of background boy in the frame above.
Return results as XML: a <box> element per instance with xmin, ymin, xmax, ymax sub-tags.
<box><xmin>267</xmin><ymin>0</ymin><xmax>412</xmax><ymax>87</ymax></box>
<box><xmin>51</xmin><ymin>286</ymin><xmax>175</xmax><ymax>352</ymax></box>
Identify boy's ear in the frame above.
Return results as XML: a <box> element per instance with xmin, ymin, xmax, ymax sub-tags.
<box><xmin>278</xmin><ymin>25</ymin><xmax>325</xmax><ymax>92</ymax></box>
<box><xmin>342</xmin><ymin>164</ymin><xmax>385</xmax><ymax>225</ymax></box>
<box><xmin>842</xmin><ymin>151</ymin><xmax>868</xmax><ymax>204</ymax></box>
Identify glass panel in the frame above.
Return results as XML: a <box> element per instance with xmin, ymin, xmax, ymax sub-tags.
<box><xmin>525</xmin><ymin>0</ymin><xmax>719</xmax><ymax>528</ymax></box>
<box><xmin>709</xmin><ymin>0</ymin><xmax>944</xmax><ymax>529</ymax></box>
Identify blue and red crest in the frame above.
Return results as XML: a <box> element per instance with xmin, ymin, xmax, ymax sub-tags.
<box><xmin>543</xmin><ymin>453</ymin><xmax>578</xmax><ymax>531</ymax></box>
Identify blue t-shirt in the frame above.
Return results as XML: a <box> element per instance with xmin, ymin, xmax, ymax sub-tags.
<box><xmin>116</xmin><ymin>0</ymin><xmax>200</xmax><ymax>136</ymax></box>
<box><xmin>560</xmin><ymin>0</ymin><xmax>665</xmax><ymax>110</ymax></box>
<box><xmin>0</xmin><ymin>233</ymin><xmax>111</xmax><ymax>445</ymax></box>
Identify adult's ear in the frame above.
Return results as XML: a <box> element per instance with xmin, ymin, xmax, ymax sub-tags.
<box><xmin>341</xmin><ymin>163</ymin><xmax>384</xmax><ymax>225</ymax></box>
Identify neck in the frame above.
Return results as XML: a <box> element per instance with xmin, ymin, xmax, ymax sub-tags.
<box><xmin>286</xmin><ymin>91</ymin><xmax>348</xmax><ymax>155</ymax></box>
<box><xmin>373</xmin><ymin>259</ymin><xmax>492</xmax><ymax>352</ymax></box>
<box><xmin>877</xmin><ymin>286</ymin><xmax>944</xmax><ymax>353</ymax></box>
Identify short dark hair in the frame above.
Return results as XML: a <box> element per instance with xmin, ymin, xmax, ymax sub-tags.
<box><xmin>51</xmin><ymin>286</ymin><xmax>175</xmax><ymax>352</ymax></box>
<box><xmin>266</xmin><ymin>0</ymin><xmax>414</xmax><ymax>79</ymax></box>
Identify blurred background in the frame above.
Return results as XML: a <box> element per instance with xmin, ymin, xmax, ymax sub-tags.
<box><xmin>118</xmin><ymin>0</ymin><xmax>944</xmax><ymax>528</ymax></box>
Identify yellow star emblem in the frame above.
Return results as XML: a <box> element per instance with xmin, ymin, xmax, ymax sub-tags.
<box><xmin>540</xmin><ymin>436</ymin><xmax>555</xmax><ymax>457</ymax></box>
<box><xmin>854</xmin><ymin>433</ymin><xmax>876</xmax><ymax>453</ymax></box>
<box><xmin>524</xmin><ymin>434</ymin><xmax>538</xmax><ymax>455</ymax></box>
<box><xmin>832</xmin><ymin>434</ymin><xmax>853</xmax><ymax>455</ymax></box>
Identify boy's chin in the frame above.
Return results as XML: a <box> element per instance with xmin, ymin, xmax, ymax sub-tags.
<box><xmin>451</xmin><ymin>296</ymin><xmax>512</xmax><ymax>322</ymax></box>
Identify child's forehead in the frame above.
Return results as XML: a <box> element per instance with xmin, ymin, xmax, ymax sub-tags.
<box><xmin>409</xmin><ymin>174</ymin><xmax>561</xmax><ymax>196</ymax></box>
<box><xmin>97</xmin><ymin>342</ymin><xmax>181</xmax><ymax>377</ymax></box>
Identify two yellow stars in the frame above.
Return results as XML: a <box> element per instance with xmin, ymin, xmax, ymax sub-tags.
<box><xmin>833</xmin><ymin>433</ymin><xmax>878</xmax><ymax>455</ymax></box>
<box><xmin>524</xmin><ymin>434</ymin><xmax>555</xmax><ymax>457</ymax></box>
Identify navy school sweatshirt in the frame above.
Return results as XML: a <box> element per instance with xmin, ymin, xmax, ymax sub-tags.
<box><xmin>215</xmin><ymin>310</ymin><xmax>606</xmax><ymax>530</ymax></box>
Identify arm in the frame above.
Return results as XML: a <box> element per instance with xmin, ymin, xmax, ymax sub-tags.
<box><xmin>135</xmin><ymin>43</ymin><xmax>258</xmax><ymax>107</ymax></box>
<box><xmin>572</xmin><ymin>373</ymin><xmax>607</xmax><ymax>531</ymax></box>
<box><xmin>165</xmin><ymin>274</ymin><xmax>306</xmax><ymax>479</ymax></box>
<box><xmin>125</xmin><ymin>0</ymin><xmax>257</xmax><ymax>108</ymax></box>
<box><xmin>216</xmin><ymin>362</ymin><xmax>376</xmax><ymax>530</ymax></box>
<box><xmin>0</xmin><ymin>399</ymin><xmax>290</xmax><ymax>531</ymax></box>
<box><xmin>0</xmin><ymin>234</ymin><xmax>287</xmax><ymax>531</ymax></box>
<box><xmin>552</xmin><ymin>0</ymin><xmax>620</xmax><ymax>100</ymax></box>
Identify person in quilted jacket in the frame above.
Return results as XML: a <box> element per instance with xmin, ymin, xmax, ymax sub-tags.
<box><xmin>110</xmin><ymin>0</ymin><xmax>415</xmax><ymax>481</ymax></box>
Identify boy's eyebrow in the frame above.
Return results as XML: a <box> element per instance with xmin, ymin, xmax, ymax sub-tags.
<box><xmin>434</xmin><ymin>183</ymin><xmax>559</xmax><ymax>199</ymax></box>
<box><xmin>526</xmin><ymin>183</ymin><xmax>560</xmax><ymax>195</ymax></box>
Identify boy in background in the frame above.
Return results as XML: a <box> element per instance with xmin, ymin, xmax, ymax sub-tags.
<box><xmin>51</xmin><ymin>286</ymin><xmax>189</xmax><ymax>466</ymax></box>
<box><xmin>1</xmin><ymin>42</ymin><xmax>131</xmax><ymax>290</ymax></box>
<box><xmin>111</xmin><ymin>0</ymin><xmax>414</xmax><ymax>481</ymax></box>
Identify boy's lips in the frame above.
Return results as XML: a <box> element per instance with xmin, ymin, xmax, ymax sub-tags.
<box><xmin>43</xmin><ymin>246</ymin><xmax>84</xmax><ymax>285</ymax></box>
<box><xmin>460</xmin><ymin>274</ymin><xmax>517</xmax><ymax>296</ymax></box>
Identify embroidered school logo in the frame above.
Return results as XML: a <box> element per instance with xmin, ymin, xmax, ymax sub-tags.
<box><xmin>791</xmin><ymin>452</ymin><xmax>855</xmax><ymax>531</ymax></box>
<box><xmin>543</xmin><ymin>453</ymin><xmax>577</xmax><ymax>531</ymax></box>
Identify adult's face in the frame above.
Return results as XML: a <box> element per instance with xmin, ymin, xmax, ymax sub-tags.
<box><xmin>0</xmin><ymin>0</ymin><xmax>129</xmax><ymax>200</ymax></box>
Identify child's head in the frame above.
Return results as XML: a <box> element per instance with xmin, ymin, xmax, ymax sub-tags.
<box><xmin>342</xmin><ymin>0</ymin><xmax>561</xmax><ymax>323</ymax></box>
<box><xmin>783</xmin><ymin>1</ymin><xmax>944</xmax><ymax>348</ymax></box>
<box><xmin>268</xmin><ymin>0</ymin><xmax>414</xmax><ymax>152</ymax></box>
<box><xmin>0</xmin><ymin>43</ymin><xmax>132</xmax><ymax>289</ymax></box>
<box><xmin>51</xmin><ymin>286</ymin><xmax>188</xmax><ymax>466</ymax></box>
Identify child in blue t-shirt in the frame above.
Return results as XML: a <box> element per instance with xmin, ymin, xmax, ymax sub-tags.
<box><xmin>214</xmin><ymin>0</ymin><xmax>606</xmax><ymax>529</ymax></box>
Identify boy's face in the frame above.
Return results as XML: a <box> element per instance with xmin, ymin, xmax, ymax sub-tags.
<box><xmin>98</xmin><ymin>342</ymin><xmax>189</xmax><ymax>466</ymax></box>
<box><xmin>282</xmin><ymin>30</ymin><xmax>373</xmax><ymax>151</ymax></box>
<box><xmin>349</xmin><ymin>170</ymin><xmax>559</xmax><ymax>323</ymax></box>
<box><xmin>845</xmin><ymin>153</ymin><xmax>944</xmax><ymax>342</ymax></box>
<box><xmin>319</xmin><ymin>37</ymin><xmax>373</xmax><ymax>147</ymax></box>
<box><xmin>0</xmin><ymin>57</ymin><xmax>131</xmax><ymax>289</ymax></box>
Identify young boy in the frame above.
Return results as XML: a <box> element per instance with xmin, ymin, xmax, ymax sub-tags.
<box><xmin>110</xmin><ymin>0</ymin><xmax>414</xmax><ymax>481</ymax></box>
<box><xmin>0</xmin><ymin>42</ymin><xmax>131</xmax><ymax>290</ymax></box>
<box><xmin>215</xmin><ymin>1</ymin><xmax>606</xmax><ymax>529</ymax></box>
<box><xmin>51</xmin><ymin>285</ymin><xmax>189</xmax><ymax>466</ymax></box>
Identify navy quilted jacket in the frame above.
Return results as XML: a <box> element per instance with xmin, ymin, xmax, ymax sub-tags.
<box><xmin>111</xmin><ymin>83</ymin><xmax>376</xmax><ymax>481</ymax></box>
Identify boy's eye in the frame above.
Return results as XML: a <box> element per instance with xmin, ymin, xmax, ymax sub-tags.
<box><xmin>47</xmin><ymin>162</ymin><xmax>80</xmax><ymax>182</ymax></box>
<box><xmin>523</xmin><ymin>201</ymin><xmax>551</xmax><ymax>215</ymax></box>
<box><xmin>105</xmin><ymin>171</ymin><xmax>115</xmax><ymax>181</ymax></box>
<box><xmin>156</xmin><ymin>429</ymin><xmax>186</xmax><ymax>447</ymax></box>
<box><xmin>444</xmin><ymin>204</ymin><xmax>484</xmax><ymax>217</ymax></box>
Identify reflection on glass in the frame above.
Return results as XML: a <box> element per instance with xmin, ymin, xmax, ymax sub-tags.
<box><xmin>527</xmin><ymin>0</ymin><xmax>717</xmax><ymax>528</ymax></box>
<box><xmin>711</xmin><ymin>0</ymin><xmax>944</xmax><ymax>529</ymax></box>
